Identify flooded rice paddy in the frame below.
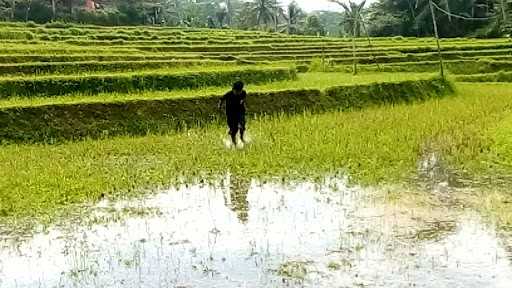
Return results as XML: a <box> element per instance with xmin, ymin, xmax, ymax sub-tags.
<box><xmin>1</xmin><ymin>176</ymin><xmax>511</xmax><ymax>287</ymax></box>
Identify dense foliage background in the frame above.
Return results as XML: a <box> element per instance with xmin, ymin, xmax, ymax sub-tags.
<box><xmin>0</xmin><ymin>0</ymin><xmax>511</xmax><ymax>37</ymax></box>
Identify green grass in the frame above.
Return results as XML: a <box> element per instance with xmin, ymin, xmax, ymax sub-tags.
<box><xmin>465</xmin><ymin>110</ymin><xmax>512</xmax><ymax>228</ymax></box>
<box><xmin>0</xmin><ymin>23</ymin><xmax>512</xmax><ymax>228</ymax></box>
<box><xmin>455</xmin><ymin>70</ymin><xmax>512</xmax><ymax>82</ymax></box>
<box><xmin>1</xmin><ymin>82</ymin><xmax>512</xmax><ymax>225</ymax></box>
<box><xmin>0</xmin><ymin>77</ymin><xmax>450</xmax><ymax>144</ymax></box>
<box><xmin>492</xmin><ymin>114</ymin><xmax>512</xmax><ymax>165</ymax></box>
<box><xmin>0</xmin><ymin>64</ymin><xmax>282</xmax><ymax>80</ymax></box>
<box><xmin>0</xmin><ymin>72</ymin><xmax>434</xmax><ymax>108</ymax></box>
<box><xmin>0</xmin><ymin>66</ymin><xmax>296</xmax><ymax>99</ymax></box>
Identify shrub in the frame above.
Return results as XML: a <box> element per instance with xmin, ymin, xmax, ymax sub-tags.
<box><xmin>26</xmin><ymin>21</ymin><xmax>38</xmax><ymax>28</ymax></box>
<box><xmin>308</xmin><ymin>58</ymin><xmax>326</xmax><ymax>72</ymax></box>
<box><xmin>68</xmin><ymin>28</ymin><xmax>82</xmax><ymax>36</ymax></box>
<box><xmin>44</xmin><ymin>21</ymin><xmax>73</xmax><ymax>29</ymax></box>
<box><xmin>39</xmin><ymin>35</ymin><xmax>51</xmax><ymax>41</ymax></box>
<box><xmin>0</xmin><ymin>30</ymin><xmax>35</xmax><ymax>40</ymax></box>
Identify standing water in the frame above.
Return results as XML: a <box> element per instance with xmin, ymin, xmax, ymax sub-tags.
<box><xmin>0</xmin><ymin>176</ymin><xmax>511</xmax><ymax>287</ymax></box>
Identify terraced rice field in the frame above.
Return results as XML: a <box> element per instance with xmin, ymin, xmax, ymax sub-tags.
<box><xmin>1</xmin><ymin>22</ymin><xmax>512</xmax><ymax>287</ymax></box>
<box><xmin>1</xmin><ymin>22</ymin><xmax>509</xmax><ymax>143</ymax></box>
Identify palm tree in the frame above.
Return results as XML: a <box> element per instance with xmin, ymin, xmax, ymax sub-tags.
<box><xmin>280</xmin><ymin>1</ymin><xmax>304</xmax><ymax>34</ymax></box>
<box><xmin>250</xmin><ymin>0</ymin><xmax>278</xmax><ymax>29</ymax></box>
<box><xmin>225</xmin><ymin>0</ymin><xmax>232</xmax><ymax>26</ymax></box>
<box><xmin>329</xmin><ymin>0</ymin><xmax>367</xmax><ymax>75</ymax></box>
<box><xmin>488</xmin><ymin>0</ymin><xmax>512</xmax><ymax>35</ymax></box>
<box><xmin>21</xmin><ymin>0</ymin><xmax>30</xmax><ymax>21</ymax></box>
<box><xmin>412</xmin><ymin>0</ymin><xmax>453</xmax><ymax>26</ymax></box>
<box><xmin>50</xmin><ymin>0</ymin><xmax>55</xmax><ymax>19</ymax></box>
<box><xmin>273</xmin><ymin>0</ymin><xmax>280</xmax><ymax>31</ymax></box>
<box><xmin>329</xmin><ymin>0</ymin><xmax>366</xmax><ymax>36</ymax></box>
<box><xmin>0</xmin><ymin>0</ymin><xmax>16</xmax><ymax>20</ymax></box>
<box><xmin>494</xmin><ymin>0</ymin><xmax>510</xmax><ymax>22</ymax></box>
<box><xmin>411</xmin><ymin>0</ymin><xmax>499</xmax><ymax>36</ymax></box>
<box><xmin>216</xmin><ymin>3</ymin><xmax>228</xmax><ymax>27</ymax></box>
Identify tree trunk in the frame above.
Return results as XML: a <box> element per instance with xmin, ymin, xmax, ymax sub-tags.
<box><xmin>25</xmin><ymin>1</ymin><xmax>30</xmax><ymax>21</ymax></box>
<box><xmin>67</xmin><ymin>0</ymin><xmax>73</xmax><ymax>15</ymax></box>
<box><xmin>360</xmin><ymin>19</ymin><xmax>381</xmax><ymax>71</ymax></box>
<box><xmin>352</xmin><ymin>23</ymin><xmax>357</xmax><ymax>75</ymax></box>
<box><xmin>51</xmin><ymin>0</ymin><xmax>55</xmax><ymax>20</ymax></box>
<box><xmin>272</xmin><ymin>0</ymin><xmax>278</xmax><ymax>31</ymax></box>
<box><xmin>226</xmin><ymin>0</ymin><xmax>232</xmax><ymax>26</ymax></box>
<box><xmin>10</xmin><ymin>0</ymin><xmax>15</xmax><ymax>19</ymax></box>
<box><xmin>407</xmin><ymin>0</ymin><xmax>416</xmax><ymax>19</ymax></box>
<box><xmin>429</xmin><ymin>0</ymin><xmax>444</xmax><ymax>78</ymax></box>
<box><xmin>445</xmin><ymin>0</ymin><xmax>452</xmax><ymax>22</ymax></box>
<box><xmin>501</xmin><ymin>0</ymin><xmax>507</xmax><ymax>22</ymax></box>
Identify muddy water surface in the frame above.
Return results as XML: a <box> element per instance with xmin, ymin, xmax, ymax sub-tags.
<box><xmin>0</xmin><ymin>176</ymin><xmax>511</xmax><ymax>287</ymax></box>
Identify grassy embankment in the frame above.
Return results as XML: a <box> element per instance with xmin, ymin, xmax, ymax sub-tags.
<box><xmin>0</xmin><ymin>72</ymin><xmax>433</xmax><ymax>107</ymax></box>
<box><xmin>0</xmin><ymin>73</ymin><xmax>445</xmax><ymax>144</ymax></box>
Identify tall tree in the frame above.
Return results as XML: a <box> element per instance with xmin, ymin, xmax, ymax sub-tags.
<box><xmin>304</xmin><ymin>14</ymin><xmax>325</xmax><ymax>35</ymax></box>
<box><xmin>367</xmin><ymin>0</ymin><xmax>499</xmax><ymax>37</ymax></box>
<box><xmin>273</xmin><ymin>0</ymin><xmax>281</xmax><ymax>31</ymax></box>
<box><xmin>50</xmin><ymin>0</ymin><xmax>54</xmax><ymax>18</ymax></box>
<box><xmin>329</xmin><ymin>0</ymin><xmax>367</xmax><ymax>36</ymax></box>
<box><xmin>232</xmin><ymin>1</ymin><xmax>256</xmax><ymax>28</ymax></box>
<box><xmin>329</xmin><ymin>0</ymin><xmax>367</xmax><ymax>75</ymax></box>
<box><xmin>281</xmin><ymin>0</ymin><xmax>305</xmax><ymax>34</ymax></box>
<box><xmin>22</xmin><ymin>0</ymin><xmax>32</xmax><ymax>21</ymax></box>
<box><xmin>225</xmin><ymin>0</ymin><xmax>232</xmax><ymax>25</ymax></box>
<box><xmin>249</xmin><ymin>0</ymin><xmax>277</xmax><ymax>29</ymax></box>
<box><xmin>216</xmin><ymin>2</ymin><xmax>228</xmax><ymax>27</ymax></box>
<box><xmin>0</xmin><ymin>0</ymin><xmax>16</xmax><ymax>19</ymax></box>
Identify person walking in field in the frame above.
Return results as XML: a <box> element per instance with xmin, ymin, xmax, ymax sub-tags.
<box><xmin>219</xmin><ymin>81</ymin><xmax>247</xmax><ymax>147</ymax></box>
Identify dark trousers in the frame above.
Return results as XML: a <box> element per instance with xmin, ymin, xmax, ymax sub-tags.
<box><xmin>227</xmin><ymin>112</ymin><xmax>246</xmax><ymax>135</ymax></box>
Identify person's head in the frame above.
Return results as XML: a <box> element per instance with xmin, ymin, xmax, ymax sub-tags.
<box><xmin>232</xmin><ymin>81</ymin><xmax>244</xmax><ymax>95</ymax></box>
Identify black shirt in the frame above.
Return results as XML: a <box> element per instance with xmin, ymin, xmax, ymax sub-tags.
<box><xmin>222</xmin><ymin>90</ymin><xmax>246</xmax><ymax>115</ymax></box>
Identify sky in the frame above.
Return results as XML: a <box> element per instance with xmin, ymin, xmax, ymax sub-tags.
<box><xmin>280</xmin><ymin>0</ymin><xmax>377</xmax><ymax>12</ymax></box>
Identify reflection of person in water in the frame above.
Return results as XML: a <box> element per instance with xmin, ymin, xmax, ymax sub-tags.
<box><xmin>223</xmin><ymin>175</ymin><xmax>251</xmax><ymax>224</ymax></box>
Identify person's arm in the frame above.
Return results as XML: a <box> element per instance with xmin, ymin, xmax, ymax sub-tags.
<box><xmin>240</xmin><ymin>91</ymin><xmax>247</xmax><ymax>106</ymax></box>
<box><xmin>219</xmin><ymin>93</ymin><xmax>226</xmax><ymax>109</ymax></box>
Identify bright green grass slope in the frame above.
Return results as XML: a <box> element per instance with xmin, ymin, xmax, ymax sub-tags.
<box><xmin>1</xmin><ymin>83</ymin><xmax>512</xmax><ymax>224</ymax></box>
<box><xmin>471</xmin><ymin>103</ymin><xmax>512</xmax><ymax>177</ymax></box>
<box><xmin>494</xmin><ymin>115</ymin><xmax>512</xmax><ymax>163</ymax></box>
<box><xmin>0</xmin><ymin>72</ymin><xmax>434</xmax><ymax>108</ymax></box>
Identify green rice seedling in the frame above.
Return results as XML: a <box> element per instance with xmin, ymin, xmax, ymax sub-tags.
<box><xmin>0</xmin><ymin>83</ymin><xmax>511</xmax><ymax>224</ymax></box>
